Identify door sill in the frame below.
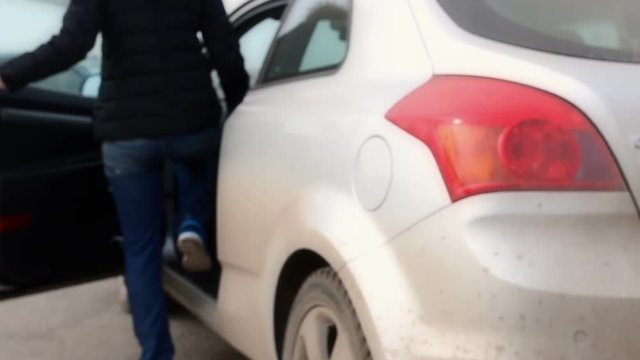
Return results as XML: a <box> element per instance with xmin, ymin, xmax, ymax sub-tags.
<box><xmin>163</xmin><ymin>266</ymin><xmax>220</xmax><ymax>331</ymax></box>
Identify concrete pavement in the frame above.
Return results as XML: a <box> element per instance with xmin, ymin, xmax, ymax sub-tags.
<box><xmin>0</xmin><ymin>277</ymin><xmax>248</xmax><ymax>360</ymax></box>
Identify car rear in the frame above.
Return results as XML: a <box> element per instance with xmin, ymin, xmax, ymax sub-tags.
<box><xmin>346</xmin><ymin>0</ymin><xmax>640</xmax><ymax>359</ymax></box>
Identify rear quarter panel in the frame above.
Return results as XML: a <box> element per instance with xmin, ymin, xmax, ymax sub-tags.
<box><xmin>214</xmin><ymin>0</ymin><xmax>450</xmax><ymax>357</ymax></box>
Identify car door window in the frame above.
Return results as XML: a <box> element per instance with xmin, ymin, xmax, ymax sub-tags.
<box><xmin>262</xmin><ymin>0</ymin><xmax>351</xmax><ymax>83</ymax></box>
<box><xmin>211</xmin><ymin>4</ymin><xmax>286</xmax><ymax>107</ymax></box>
<box><xmin>0</xmin><ymin>0</ymin><xmax>101</xmax><ymax>98</ymax></box>
<box><xmin>240</xmin><ymin>16</ymin><xmax>283</xmax><ymax>87</ymax></box>
<box><xmin>32</xmin><ymin>56</ymin><xmax>101</xmax><ymax>98</ymax></box>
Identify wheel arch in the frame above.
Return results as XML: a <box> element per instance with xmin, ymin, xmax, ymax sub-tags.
<box><xmin>273</xmin><ymin>249</ymin><xmax>329</xmax><ymax>358</ymax></box>
<box><xmin>262</xmin><ymin>189</ymin><xmax>388</xmax><ymax>359</ymax></box>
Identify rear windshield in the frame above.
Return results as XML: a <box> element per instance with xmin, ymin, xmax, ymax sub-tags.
<box><xmin>437</xmin><ymin>0</ymin><xmax>640</xmax><ymax>63</ymax></box>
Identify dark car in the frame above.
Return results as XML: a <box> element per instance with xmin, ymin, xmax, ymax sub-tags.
<box><xmin>0</xmin><ymin>84</ymin><xmax>122</xmax><ymax>289</ymax></box>
<box><xmin>0</xmin><ymin>0</ymin><xmax>125</xmax><ymax>290</ymax></box>
<box><xmin>0</xmin><ymin>52</ymin><xmax>122</xmax><ymax>287</ymax></box>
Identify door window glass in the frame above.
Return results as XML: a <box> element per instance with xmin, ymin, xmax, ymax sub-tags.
<box><xmin>0</xmin><ymin>0</ymin><xmax>101</xmax><ymax>97</ymax></box>
<box><xmin>240</xmin><ymin>17</ymin><xmax>282</xmax><ymax>87</ymax></box>
<box><xmin>33</xmin><ymin>56</ymin><xmax>101</xmax><ymax>97</ymax></box>
<box><xmin>437</xmin><ymin>0</ymin><xmax>640</xmax><ymax>63</ymax></box>
<box><xmin>262</xmin><ymin>0</ymin><xmax>351</xmax><ymax>83</ymax></box>
<box><xmin>211</xmin><ymin>4</ymin><xmax>286</xmax><ymax>115</ymax></box>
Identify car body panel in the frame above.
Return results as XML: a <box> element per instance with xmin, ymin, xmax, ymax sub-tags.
<box><xmin>347</xmin><ymin>192</ymin><xmax>640</xmax><ymax>360</ymax></box>
<box><xmin>217</xmin><ymin>0</ymin><xmax>436</xmax><ymax>275</ymax></box>
<box><xmin>213</xmin><ymin>0</ymin><xmax>446</xmax><ymax>357</ymax></box>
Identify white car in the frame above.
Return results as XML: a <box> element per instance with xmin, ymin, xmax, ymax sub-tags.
<box><xmin>163</xmin><ymin>0</ymin><xmax>640</xmax><ymax>359</ymax></box>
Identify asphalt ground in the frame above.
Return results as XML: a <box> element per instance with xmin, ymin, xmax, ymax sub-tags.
<box><xmin>0</xmin><ymin>277</ymin><xmax>248</xmax><ymax>360</ymax></box>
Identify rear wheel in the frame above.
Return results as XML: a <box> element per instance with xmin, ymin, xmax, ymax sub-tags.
<box><xmin>282</xmin><ymin>267</ymin><xmax>371</xmax><ymax>360</ymax></box>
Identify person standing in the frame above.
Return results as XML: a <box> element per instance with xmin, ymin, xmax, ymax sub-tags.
<box><xmin>0</xmin><ymin>0</ymin><xmax>249</xmax><ymax>359</ymax></box>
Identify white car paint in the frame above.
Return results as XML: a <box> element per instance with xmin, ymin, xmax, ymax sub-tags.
<box><xmin>163</xmin><ymin>0</ymin><xmax>640</xmax><ymax>359</ymax></box>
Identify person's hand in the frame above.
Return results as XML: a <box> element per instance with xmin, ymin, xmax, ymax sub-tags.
<box><xmin>0</xmin><ymin>76</ymin><xmax>6</xmax><ymax>91</ymax></box>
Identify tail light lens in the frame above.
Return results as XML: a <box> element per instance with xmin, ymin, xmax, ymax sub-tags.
<box><xmin>386</xmin><ymin>76</ymin><xmax>625</xmax><ymax>201</ymax></box>
<box><xmin>0</xmin><ymin>214</ymin><xmax>31</xmax><ymax>233</ymax></box>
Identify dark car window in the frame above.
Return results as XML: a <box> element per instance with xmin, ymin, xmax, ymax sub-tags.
<box><xmin>262</xmin><ymin>0</ymin><xmax>351</xmax><ymax>83</ymax></box>
<box><xmin>437</xmin><ymin>0</ymin><xmax>640</xmax><ymax>63</ymax></box>
<box><xmin>0</xmin><ymin>56</ymin><xmax>101</xmax><ymax>98</ymax></box>
<box><xmin>34</xmin><ymin>58</ymin><xmax>101</xmax><ymax>97</ymax></box>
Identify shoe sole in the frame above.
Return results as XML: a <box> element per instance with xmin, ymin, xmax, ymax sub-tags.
<box><xmin>178</xmin><ymin>237</ymin><xmax>213</xmax><ymax>272</ymax></box>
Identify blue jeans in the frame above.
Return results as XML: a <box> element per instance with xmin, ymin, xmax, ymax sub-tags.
<box><xmin>102</xmin><ymin>126</ymin><xmax>220</xmax><ymax>360</ymax></box>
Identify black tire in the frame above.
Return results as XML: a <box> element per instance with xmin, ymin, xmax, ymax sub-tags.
<box><xmin>282</xmin><ymin>267</ymin><xmax>371</xmax><ymax>360</ymax></box>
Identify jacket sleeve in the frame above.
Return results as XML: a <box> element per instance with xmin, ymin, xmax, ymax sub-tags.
<box><xmin>200</xmin><ymin>0</ymin><xmax>249</xmax><ymax>113</ymax></box>
<box><xmin>0</xmin><ymin>0</ymin><xmax>102</xmax><ymax>92</ymax></box>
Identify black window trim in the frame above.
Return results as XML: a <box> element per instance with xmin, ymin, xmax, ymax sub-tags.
<box><xmin>254</xmin><ymin>0</ymin><xmax>354</xmax><ymax>88</ymax></box>
<box><xmin>230</xmin><ymin>0</ymin><xmax>290</xmax><ymax>29</ymax></box>
<box><xmin>227</xmin><ymin>0</ymin><xmax>290</xmax><ymax>92</ymax></box>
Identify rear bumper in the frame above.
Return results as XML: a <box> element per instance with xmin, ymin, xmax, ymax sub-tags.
<box><xmin>345</xmin><ymin>192</ymin><xmax>640</xmax><ymax>360</ymax></box>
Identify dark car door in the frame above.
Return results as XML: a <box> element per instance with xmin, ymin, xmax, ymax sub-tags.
<box><xmin>0</xmin><ymin>0</ymin><xmax>121</xmax><ymax>288</ymax></box>
<box><xmin>0</xmin><ymin>84</ymin><xmax>120</xmax><ymax>286</ymax></box>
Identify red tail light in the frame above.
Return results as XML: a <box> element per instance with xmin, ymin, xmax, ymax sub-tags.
<box><xmin>386</xmin><ymin>76</ymin><xmax>625</xmax><ymax>201</ymax></box>
<box><xmin>0</xmin><ymin>214</ymin><xmax>31</xmax><ymax>233</ymax></box>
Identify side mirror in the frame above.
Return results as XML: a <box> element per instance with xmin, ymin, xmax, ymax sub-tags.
<box><xmin>81</xmin><ymin>74</ymin><xmax>102</xmax><ymax>98</ymax></box>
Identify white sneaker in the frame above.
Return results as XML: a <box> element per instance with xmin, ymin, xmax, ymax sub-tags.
<box><xmin>177</xmin><ymin>231</ymin><xmax>213</xmax><ymax>272</ymax></box>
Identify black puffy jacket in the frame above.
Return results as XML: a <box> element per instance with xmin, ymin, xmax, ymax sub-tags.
<box><xmin>0</xmin><ymin>0</ymin><xmax>249</xmax><ymax>140</ymax></box>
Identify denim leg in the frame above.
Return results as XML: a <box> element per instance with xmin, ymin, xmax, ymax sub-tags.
<box><xmin>108</xmin><ymin>172</ymin><xmax>174</xmax><ymax>360</ymax></box>
<box><xmin>167</xmin><ymin>127</ymin><xmax>220</xmax><ymax>248</ymax></box>
<box><xmin>173</xmin><ymin>159</ymin><xmax>217</xmax><ymax>246</ymax></box>
<box><xmin>102</xmin><ymin>140</ymin><xmax>174</xmax><ymax>360</ymax></box>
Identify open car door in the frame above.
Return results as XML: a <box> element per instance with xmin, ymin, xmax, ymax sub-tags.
<box><xmin>0</xmin><ymin>84</ymin><xmax>120</xmax><ymax>287</ymax></box>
